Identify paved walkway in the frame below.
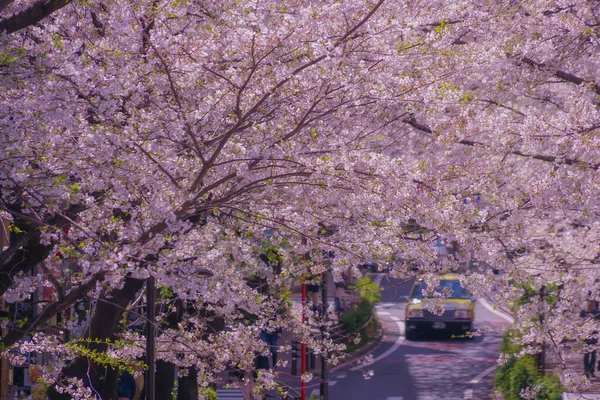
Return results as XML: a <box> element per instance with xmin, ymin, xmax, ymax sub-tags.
<box><xmin>217</xmin><ymin>273</ymin><xmax>360</xmax><ymax>399</ymax></box>
<box><xmin>216</xmin><ymin>326</ymin><xmax>327</xmax><ymax>399</ymax></box>
<box><xmin>546</xmin><ymin>347</ymin><xmax>600</xmax><ymax>398</ymax></box>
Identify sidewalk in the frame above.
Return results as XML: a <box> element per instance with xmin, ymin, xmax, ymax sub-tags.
<box><xmin>216</xmin><ymin>314</ymin><xmax>331</xmax><ymax>400</ymax></box>
<box><xmin>545</xmin><ymin>348</ymin><xmax>600</xmax><ymax>399</ymax></box>
<box><xmin>268</xmin><ymin>273</ymin><xmax>358</xmax><ymax>399</ymax></box>
<box><xmin>217</xmin><ymin>273</ymin><xmax>366</xmax><ymax>399</ymax></box>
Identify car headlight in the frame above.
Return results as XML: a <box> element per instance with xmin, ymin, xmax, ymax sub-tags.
<box><xmin>454</xmin><ymin>310</ymin><xmax>473</xmax><ymax>319</ymax></box>
<box><xmin>407</xmin><ymin>309</ymin><xmax>424</xmax><ymax>318</ymax></box>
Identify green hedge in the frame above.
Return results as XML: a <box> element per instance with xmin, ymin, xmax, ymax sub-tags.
<box><xmin>340</xmin><ymin>299</ymin><xmax>373</xmax><ymax>333</ymax></box>
<box><xmin>339</xmin><ymin>276</ymin><xmax>381</xmax><ymax>351</ymax></box>
<box><xmin>340</xmin><ymin>276</ymin><xmax>381</xmax><ymax>331</ymax></box>
<box><xmin>494</xmin><ymin>331</ymin><xmax>565</xmax><ymax>400</ymax></box>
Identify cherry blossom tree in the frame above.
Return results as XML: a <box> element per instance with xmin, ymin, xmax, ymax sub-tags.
<box><xmin>1</xmin><ymin>0</ymin><xmax>599</xmax><ymax>397</ymax></box>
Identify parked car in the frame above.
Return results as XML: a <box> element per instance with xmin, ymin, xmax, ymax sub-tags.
<box><xmin>432</xmin><ymin>238</ymin><xmax>456</xmax><ymax>257</ymax></box>
<box><xmin>404</xmin><ymin>274</ymin><xmax>475</xmax><ymax>340</ymax></box>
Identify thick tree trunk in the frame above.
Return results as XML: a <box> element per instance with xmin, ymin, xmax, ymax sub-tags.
<box><xmin>45</xmin><ymin>280</ymin><xmax>226</xmax><ymax>399</ymax></box>
<box><xmin>155</xmin><ymin>360</ymin><xmax>177</xmax><ymax>399</ymax></box>
<box><xmin>153</xmin><ymin>303</ymin><xmax>181</xmax><ymax>400</ymax></box>
<box><xmin>176</xmin><ymin>367</ymin><xmax>198</xmax><ymax>400</ymax></box>
<box><xmin>0</xmin><ymin>0</ymin><xmax>70</xmax><ymax>34</ymax></box>
<box><xmin>0</xmin><ymin>204</ymin><xmax>84</xmax><ymax>297</ymax></box>
<box><xmin>47</xmin><ymin>277</ymin><xmax>144</xmax><ymax>400</ymax></box>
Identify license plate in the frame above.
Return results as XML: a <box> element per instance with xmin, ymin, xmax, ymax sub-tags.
<box><xmin>433</xmin><ymin>322</ymin><xmax>446</xmax><ymax>329</ymax></box>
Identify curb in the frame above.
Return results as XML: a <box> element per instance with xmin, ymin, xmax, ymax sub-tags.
<box><xmin>329</xmin><ymin>317</ymin><xmax>385</xmax><ymax>373</ymax></box>
<box><xmin>479</xmin><ymin>298</ymin><xmax>514</xmax><ymax>324</ymax></box>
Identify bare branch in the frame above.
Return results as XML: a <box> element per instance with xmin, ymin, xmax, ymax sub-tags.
<box><xmin>0</xmin><ymin>272</ymin><xmax>105</xmax><ymax>348</ymax></box>
<box><xmin>336</xmin><ymin>0</ymin><xmax>387</xmax><ymax>44</ymax></box>
<box><xmin>522</xmin><ymin>56</ymin><xmax>600</xmax><ymax>95</ymax></box>
<box><xmin>0</xmin><ymin>0</ymin><xmax>15</xmax><ymax>13</ymax></box>
<box><xmin>480</xmin><ymin>99</ymin><xmax>526</xmax><ymax>116</ymax></box>
<box><xmin>133</xmin><ymin>142</ymin><xmax>182</xmax><ymax>189</ymax></box>
<box><xmin>403</xmin><ymin>115</ymin><xmax>600</xmax><ymax>169</ymax></box>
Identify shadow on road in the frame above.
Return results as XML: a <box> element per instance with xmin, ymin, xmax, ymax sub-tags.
<box><xmin>406</xmin><ymin>330</ymin><xmax>485</xmax><ymax>343</ymax></box>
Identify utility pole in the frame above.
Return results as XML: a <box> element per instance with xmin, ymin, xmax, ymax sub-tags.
<box><xmin>146</xmin><ymin>276</ymin><xmax>156</xmax><ymax>400</ymax></box>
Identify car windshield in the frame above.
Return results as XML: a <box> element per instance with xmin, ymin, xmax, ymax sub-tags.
<box><xmin>412</xmin><ymin>280</ymin><xmax>470</xmax><ymax>299</ymax></box>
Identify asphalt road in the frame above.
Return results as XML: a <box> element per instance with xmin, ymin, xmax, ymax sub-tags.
<box><xmin>323</xmin><ymin>275</ymin><xmax>512</xmax><ymax>400</ymax></box>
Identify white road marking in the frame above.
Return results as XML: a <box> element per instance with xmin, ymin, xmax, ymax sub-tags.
<box><xmin>350</xmin><ymin>320</ymin><xmax>405</xmax><ymax>371</ymax></box>
<box><xmin>391</xmin><ymin>316</ymin><xmax>400</xmax><ymax>321</ymax></box>
<box><xmin>378</xmin><ymin>311</ymin><xmax>391</xmax><ymax>315</ymax></box>
<box><xmin>479</xmin><ymin>298</ymin><xmax>514</xmax><ymax>323</ymax></box>
<box><xmin>329</xmin><ymin>380</ymin><xmax>337</xmax><ymax>386</ymax></box>
<box><xmin>464</xmin><ymin>388</ymin><xmax>473</xmax><ymax>399</ymax></box>
<box><xmin>469</xmin><ymin>364</ymin><xmax>498</xmax><ymax>384</ymax></box>
<box><xmin>337</xmin><ymin>373</ymin><xmax>347</xmax><ymax>379</ymax></box>
<box><xmin>386</xmin><ymin>397</ymin><xmax>403</xmax><ymax>400</ymax></box>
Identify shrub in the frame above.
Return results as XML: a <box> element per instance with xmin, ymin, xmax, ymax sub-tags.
<box><xmin>199</xmin><ymin>385</ymin><xmax>218</xmax><ymax>400</ymax></box>
<box><xmin>494</xmin><ymin>331</ymin><xmax>565</xmax><ymax>400</ymax></box>
<box><xmin>339</xmin><ymin>276</ymin><xmax>382</xmax><ymax>351</ymax></box>
<box><xmin>354</xmin><ymin>276</ymin><xmax>382</xmax><ymax>305</ymax></box>
<box><xmin>340</xmin><ymin>299</ymin><xmax>373</xmax><ymax>333</ymax></box>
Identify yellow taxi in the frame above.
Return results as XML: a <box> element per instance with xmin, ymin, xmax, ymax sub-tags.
<box><xmin>404</xmin><ymin>274</ymin><xmax>475</xmax><ymax>340</ymax></box>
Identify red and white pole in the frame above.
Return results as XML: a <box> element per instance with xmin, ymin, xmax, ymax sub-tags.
<box><xmin>301</xmin><ymin>280</ymin><xmax>307</xmax><ymax>400</ymax></box>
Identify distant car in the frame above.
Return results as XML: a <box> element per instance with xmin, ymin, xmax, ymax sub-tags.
<box><xmin>359</xmin><ymin>261</ymin><xmax>389</xmax><ymax>273</ymax></box>
<box><xmin>468</xmin><ymin>259</ymin><xmax>501</xmax><ymax>275</ymax></box>
<box><xmin>404</xmin><ymin>274</ymin><xmax>475</xmax><ymax>340</ymax></box>
<box><xmin>433</xmin><ymin>238</ymin><xmax>455</xmax><ymax>257</ymax></box>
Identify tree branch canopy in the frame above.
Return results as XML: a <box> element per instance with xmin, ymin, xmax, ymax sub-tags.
<box><xmin>0</xmin><ymin>272</ymin><xmax>105</xmax><ymax>349</ymax></box>
<box><xmin>0</xmin><ymin>204</ymin><xmax>86</xmax><ymax>296</ymax></box>
<box><xmin>2</xmin><ymin>0</ymin><xmax>600</xmax><ymax>395</ymax></box>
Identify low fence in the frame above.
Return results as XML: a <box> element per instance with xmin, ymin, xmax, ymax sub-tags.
<box><xmin>290</xmin><ymin>312</ymin><xmax>375</xmax><ymax>375</ymax></box>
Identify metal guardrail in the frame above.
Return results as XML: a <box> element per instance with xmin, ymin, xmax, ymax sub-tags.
<box><xmin>290</xmin><ymin>310</ymin><xmax>376</xmax><ymax>375</ymax></box>
<box><xmin>330</xmin><ymin>312</ymin><xmax>375</xmax><ymax>344</ymax></box>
